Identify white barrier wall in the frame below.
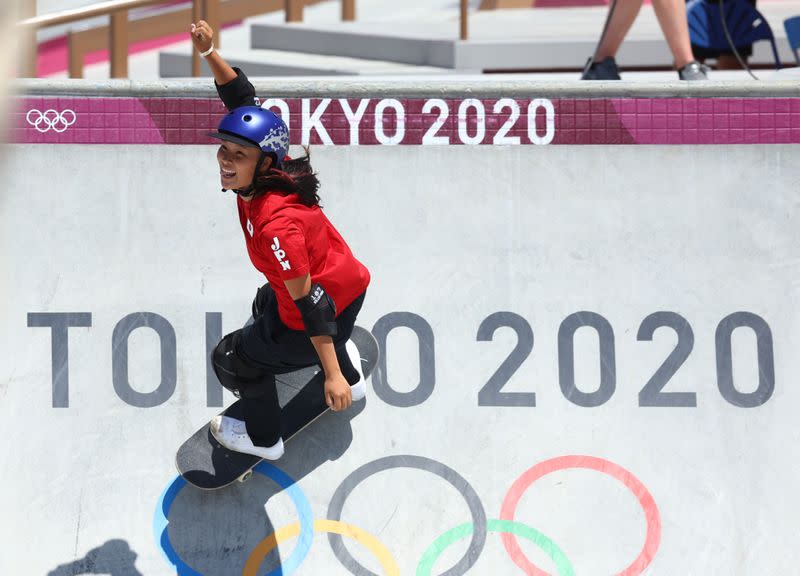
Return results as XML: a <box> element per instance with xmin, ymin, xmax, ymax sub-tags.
<box><xmin>2</xmin><ymin>140</ymin><xmax>799</xmax><ymax>575</ymax></box>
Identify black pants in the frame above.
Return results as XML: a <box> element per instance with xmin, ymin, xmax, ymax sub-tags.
<box><xmin>236</xmin><ymin>285</ymin><xmax>365</xmax><ymax>446</ymax></box>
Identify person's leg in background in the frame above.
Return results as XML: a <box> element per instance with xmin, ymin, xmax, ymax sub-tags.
<box><xmin>651</xmin><ymin>0</ymin><xmax>710</xmax><ymax>78</ymax></box>
<box><xmin>652</xmin><ymin>0</ymin><xmax>695</xmax><ymax>68</ymax></box>
<box><xmin>582</xmin><ymin>0</ymin><xmax>708</xmax><ymax>80</ymax></box>
<box><xmin>592</xmin><ymin>0</ymin><xmax>645</xmax><ymax>71</ymax></box>
<box><xmin>582</xmin><ymin>0</ymin><xmax>643</xmax><ymax>79</ymax></box>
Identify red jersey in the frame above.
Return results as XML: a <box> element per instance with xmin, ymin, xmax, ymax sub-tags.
<box><xmin>237</xmin><ymin>191</ymin><xmax>370</xmax><ymax>331</ymax></box>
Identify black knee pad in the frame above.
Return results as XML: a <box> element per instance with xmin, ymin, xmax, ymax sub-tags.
<box><xmin>212</xmin><ymin>330</ymin><xmax>267</xmax><ymax>399</ymax></box>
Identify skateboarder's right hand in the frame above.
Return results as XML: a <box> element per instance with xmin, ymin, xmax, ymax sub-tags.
<box><xmin>190</xmin><ymin>20</ymin><xmax>214</xmax><ymax>54</ymax></box>
<box><xmin>325</xmin><ymin>372</ymin><xmax>352</xmax><ymax>412</ymax></box>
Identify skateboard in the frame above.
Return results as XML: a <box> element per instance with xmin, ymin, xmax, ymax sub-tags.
<box><xmin>176</xmin><ymin>328</ymin><xmax>379</xmax><ymax>490</ymax></box>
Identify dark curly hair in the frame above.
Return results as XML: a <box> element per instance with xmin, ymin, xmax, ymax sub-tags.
<box><xmin>253</xmin><ymin>146</ymin><xmax>320</xmax><ymax>207</ymax></box>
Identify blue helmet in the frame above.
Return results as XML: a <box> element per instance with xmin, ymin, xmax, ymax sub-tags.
<box><xmin>209</xmin><ymin>106</ymin><xmax>290</xmax><ymax>166</ymax></box>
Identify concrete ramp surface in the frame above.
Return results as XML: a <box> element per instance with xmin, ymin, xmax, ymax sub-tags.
<box><xmin>2</xmin><ymin>79</ymin><xmax>800</xmax><ymax>574</ymax></box>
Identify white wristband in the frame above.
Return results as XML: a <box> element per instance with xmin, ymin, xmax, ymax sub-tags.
<box><xmin>200</xmin><ymin>44</ymin><xmax>215</xmax><ymax>57</ymax></box>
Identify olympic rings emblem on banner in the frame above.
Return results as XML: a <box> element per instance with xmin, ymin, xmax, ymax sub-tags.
<box><xmin>26</xmin><ymin>109</ymin><xmax>77</xmax><ymax>133</ymax></box>
<box><xmin>154</xmin><ymin>454</ymin><xmax>661</xmax><ymax>575</ymax></box>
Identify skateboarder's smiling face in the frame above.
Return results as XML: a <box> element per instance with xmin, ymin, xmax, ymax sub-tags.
<box><xmin>216</xmin><ymin>141</ymin><xmax>271</xmax><ymax>195</ymax></box>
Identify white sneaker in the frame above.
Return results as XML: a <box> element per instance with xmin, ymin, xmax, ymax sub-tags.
<box><xmin>345</xmin><ymin>339</ymin><xmax>366</xmax><ymax>401</ymax></box>
<box><xmin>209</xmin><ymin>415</ymin><xmax>284</xmax><ymax>460</ymax></box>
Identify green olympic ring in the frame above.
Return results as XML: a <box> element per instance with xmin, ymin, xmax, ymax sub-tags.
<box><xmin>416</xmin><ymin>519</ymin><xmax>575</xmax><ymax>576</ymax></box>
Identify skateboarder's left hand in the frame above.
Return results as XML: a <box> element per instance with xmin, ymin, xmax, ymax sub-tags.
<box><xmin>325</xmin><ymin>372</ymin><xmax>352</xmax><ymax>412</ymax></box>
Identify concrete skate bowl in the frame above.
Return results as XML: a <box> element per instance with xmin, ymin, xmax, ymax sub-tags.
<box><xmin>3</xmin><ymin>77</ymin><xmax>799</xmax><ymax>574</ymax></box>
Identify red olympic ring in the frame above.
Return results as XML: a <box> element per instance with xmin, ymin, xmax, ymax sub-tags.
<box><xmin>500</xmin><ymin>455</ymin><xmax>661</xmax><ymax>575</ymax></box>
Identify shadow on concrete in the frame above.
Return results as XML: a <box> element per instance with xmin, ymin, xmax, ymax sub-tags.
<box><xmin>164</xmin><ymin>383</ymin><xmax>366</xmax><ymax>575</ymax></box>
<box><xmin>47</xmin><ymin>539</ymin><xmax>142</xmax><ymax>576</ymax></box>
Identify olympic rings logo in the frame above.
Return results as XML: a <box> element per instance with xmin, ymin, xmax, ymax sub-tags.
<box><xmin>25</xmin><ymin>109</ymin><xmax>77</xmax><ymax>133</ymax></box>
<box><xmin>154</xmin><ymin>454</ymin><xmax>661</xmax><ymax>575</ymax></box>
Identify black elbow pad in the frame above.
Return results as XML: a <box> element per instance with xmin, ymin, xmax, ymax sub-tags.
<box><xmin>294</xmin><ymin>283</ymin><xmax>337</xmax><ymax>337</ymax></box>
<box><xmin>215</xmin><ymin>67</ymin><xmax>258</xmax><ymax>110</ymax></box>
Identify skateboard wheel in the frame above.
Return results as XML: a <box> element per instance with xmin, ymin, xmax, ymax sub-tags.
<box><xmin>238</xmin><ymin>470</ymin><xmax>253</xmax><ymax>483</ymax></box>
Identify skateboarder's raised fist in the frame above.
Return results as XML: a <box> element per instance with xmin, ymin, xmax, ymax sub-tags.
<box><xmin>190</xmin><ymin>21</ymin><xmax>213</xmax><ymax>54</ymax></box>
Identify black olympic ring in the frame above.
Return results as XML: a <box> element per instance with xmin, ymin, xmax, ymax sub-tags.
<box><xmin>326</xmin><ymin>454</ymin><xmax>487</xmax><ymax>576</ymax></box>
<box><xmin>26</xmin><ymin>108</ymin><xmax>77</xmax><ymax>134</ymax></box>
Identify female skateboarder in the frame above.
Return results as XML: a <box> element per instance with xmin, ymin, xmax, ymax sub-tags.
<box><xmin>190</xmin><ymin>21</ymin><xmax>371</xmax><ymax>460</ymax></box>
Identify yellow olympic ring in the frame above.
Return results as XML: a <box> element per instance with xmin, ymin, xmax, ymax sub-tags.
<box><xmin>243</xmin><ymin>519</ymin><xmax>400</xmax><ymax>576</ymax></box>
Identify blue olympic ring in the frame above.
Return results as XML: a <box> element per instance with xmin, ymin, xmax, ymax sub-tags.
<box><xmin>153</xmin><ymin>461</ymin><xmax>314</xmax><ymax>575</ymax></box>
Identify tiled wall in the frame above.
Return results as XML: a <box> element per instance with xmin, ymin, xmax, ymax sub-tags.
<box><xmin>12</xmin><ymin>96</ymin><xmax>800</xmax><ymax>145</ymax></box>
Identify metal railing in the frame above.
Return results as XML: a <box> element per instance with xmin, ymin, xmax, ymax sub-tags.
<box><xmin>18</xmin><ymin>0</ymin><xmax>212</xmax><ymax>78</ymax></box>
<box><xmin>17</xmin><ymin>0</ymin><xmax>356</xmax><ymax>78</ymax></box>
<box><xmin>16</xmin><ymin>0</ymin><xmax>495</xmax><ymax>79</ymax></box>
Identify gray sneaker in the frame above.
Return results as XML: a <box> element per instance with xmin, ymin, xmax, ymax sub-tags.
<box><xmin>581</xmin><ymin>57</ymin><xmax>621</xmax><ymax>80</ymax></box>
<box><xmin>678</xmin><ymin>61</ymin><xmax>710</xmax><ymax>81</ymax></box>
